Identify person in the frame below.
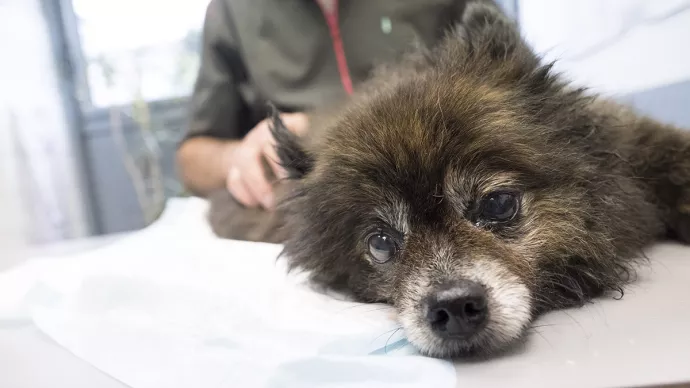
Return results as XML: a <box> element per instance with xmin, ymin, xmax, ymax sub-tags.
<box><xmin>177</xmin><ymin>0</ymin><xmax>475</xmax><ymax>209</ymax></box>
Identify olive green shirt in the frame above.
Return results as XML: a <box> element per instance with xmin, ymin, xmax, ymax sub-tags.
<box><xmin>185</xmin><ymin>0</ymin><xmax>471</xmax><ymax>141</ymax></box>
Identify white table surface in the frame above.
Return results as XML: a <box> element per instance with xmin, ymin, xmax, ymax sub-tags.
<box><xmin>1</xmin><ymin>233</ymin><xmax>130</xmax><ymax>388</ymax></box>
<box><xmin>2</xmin><ymin>234</ymin><xmax>690</xmax><ymax>388</ymax></box>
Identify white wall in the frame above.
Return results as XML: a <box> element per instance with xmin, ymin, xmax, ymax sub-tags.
<box><xmin>0</xmin><ymin>111</ymin><xmax>28</xmax><ymax>271</ymax></box>
<box><xmin>0</xmin><ymin>0</ymin><xmax>88</xmax><ymax>256</ymax></box>
<box><xmin>519</xmin><ymin>0</ymin><xmax>690</xmax><ymax>97</ymax></box>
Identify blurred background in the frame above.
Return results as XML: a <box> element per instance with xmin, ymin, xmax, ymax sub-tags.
<box><xmin>1</xmin><ymin>0</ymin><xmax>689</xmax><ymax>268</ymax></box>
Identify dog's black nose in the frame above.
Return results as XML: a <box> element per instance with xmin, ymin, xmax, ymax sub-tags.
<box><xmin>426</xmin><ymin>280</ymin><xmax>488</xmax><ymax>338</ymax></box>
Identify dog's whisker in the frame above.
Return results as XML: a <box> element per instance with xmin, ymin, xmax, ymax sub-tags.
<box><xmin>562</xmin><ymin>311</ymin><xmax>589</xmax><ymax>338</ymax></box>
<box><xmin>384</xmin><ymin>328</ymin><xmax>403</xmax><ymax>354</ymax></box>
<box><xmin>334</xmin><ymin>304</ymin><xmax>392</xmax><ymax>315</ymax></box>
<box><xmin>371</xmin><ymin>326</ymin><xmax>404</xmax><ymax>345</ymax></box>
<box><xmin>529</xmin><ymin>327</ymin><xmax>554</xmax><ymax>350</ymax></box>
<box><xmin>529</xmin><ymin>323</ymin><xmax>558</xmax><ymax>329</ymax></box>
<box><xmin>358</xmin><ymin>306</ymin><xmax>395</xmax><ymax>315</ymax></box>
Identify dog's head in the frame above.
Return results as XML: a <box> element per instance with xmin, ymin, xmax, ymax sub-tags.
<box><xmin>272</xmin><ymin>3</ymin><xmax>658</xmax><ymax>358</ymax></box>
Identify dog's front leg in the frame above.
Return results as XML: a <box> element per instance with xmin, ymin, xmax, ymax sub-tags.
<box><xmin>627</xmin><ymin>116</ymin><xmax>690</xmax><ymax>243</ymax></box>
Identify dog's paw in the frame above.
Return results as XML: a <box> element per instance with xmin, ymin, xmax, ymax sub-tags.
<box><xmin>462</xmin><ymin>2</ymin><xmax>509</xmax><ymax>28</ymax></box>
<box><xmin>677</xmin><ymin>215</ymin><xmax>690</xmax><ymax>243</ymax></box>
<box><xmin>676</xmin><ymin>203</ymin><xmax>690</xmax><ymax>244</ymax></box>
<box><xmin>674</xmin><ymin>189</ymin><xmax>690</xmax><ymax>243</ymax></box>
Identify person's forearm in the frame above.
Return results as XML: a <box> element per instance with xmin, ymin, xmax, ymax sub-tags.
<box><xmin>176</xmin><ymin>136</ymin><xmax>238</xmax><ymax>197</ymax></box>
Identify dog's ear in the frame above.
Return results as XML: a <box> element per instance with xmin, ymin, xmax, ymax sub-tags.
<box><xmin>268</xmin><ymin>106</ymin><xmax>314</xmax><ymax>180</ymax></box>
<box><xmin>459</xmin><ymin>1</ymin><xmax>538</xmax><ymax>65</ymax></box>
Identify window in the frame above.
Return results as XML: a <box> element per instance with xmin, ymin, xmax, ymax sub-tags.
<box><xmin>71</xmin><ymin>0</ymin><xmax>209</xmax><ymax>108</ymax></box>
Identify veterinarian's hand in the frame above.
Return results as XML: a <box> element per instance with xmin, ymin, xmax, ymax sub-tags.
<box><xmin>225</xmin><ymin>112</ymin><xmax>309</xmax><ymax>209</ymax></box>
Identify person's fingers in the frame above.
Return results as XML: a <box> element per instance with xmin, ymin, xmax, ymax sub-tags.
<box><xmin>242</xmin><ymin>154</ymin><xmax>275</xmax><ymax>209</ymax></box>
<box><xmin>281</xmin><ymin>113</ymin><xmax>309</xmax><ymax>135</ymax></box>
<box><xmin>249</xmin><ymin>119</ymin><xmax>271</xmax><ymax>142</ymax></box>
<box><xmin>227</xmin><ymin>167</ymin><xmax>259</xmax><ymax>208</ymax></box>
<box><xmin>263</xmin><ymin>141</ymin><xmax>287</xmax><ymax>180</ymax></box>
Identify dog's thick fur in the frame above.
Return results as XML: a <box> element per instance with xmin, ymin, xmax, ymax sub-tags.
<box><xmin>208</xmin><ymin>2</ymin><xmax>690</xmax><ymax>358</ymax></box>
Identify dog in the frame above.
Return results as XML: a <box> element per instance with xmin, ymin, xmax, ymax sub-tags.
<box><xmin>208</xmin><ymin>2</ymin><xmax>690</xmax><ymax>358</ymax></box>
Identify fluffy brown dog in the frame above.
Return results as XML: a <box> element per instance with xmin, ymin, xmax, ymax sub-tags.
<box><xmin>208</xmin><ymin>2</ymin><xmax>690</xmax><ymax>358</ymax></box>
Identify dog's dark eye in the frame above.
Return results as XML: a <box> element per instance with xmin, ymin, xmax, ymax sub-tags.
<box><xmin>367</xmin><ymin>233</ymin><xmax>397</xmax><ymax>264</ymax></box>
<box><xmin>479</xmin><ymin>191</ymin><xmax>520</xmax><ymax>222</ymax></box>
